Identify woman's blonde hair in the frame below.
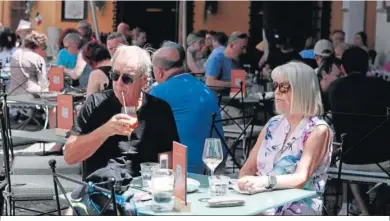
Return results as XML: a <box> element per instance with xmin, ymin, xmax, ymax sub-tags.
<box><xmin>272</xmin><ymin>61</ymin><xmax>324</xmax><ymax>117</ymax></box>
<box><xmin>23</xmin><ymin>31</ymin><xmax>47</xmax><ymax>50</ymax></box>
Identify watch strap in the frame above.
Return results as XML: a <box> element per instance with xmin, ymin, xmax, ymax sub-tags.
<box><xmin>266</xmin><ymin>176</ymin><xmax>277</xmax><ymax>189</ymax></box>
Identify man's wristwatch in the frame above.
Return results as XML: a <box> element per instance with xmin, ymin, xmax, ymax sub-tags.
<box><xmin>265</xmin><ymin>175</ymin><xmax>277</xmax><ymax>189</ymax></box>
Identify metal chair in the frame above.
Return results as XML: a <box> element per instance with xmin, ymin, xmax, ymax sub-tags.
<box><xmin>0</xmin><ymin>94</ymin><xmax>82</xmax><ymax>215</ymax></box>
<box><xmin>209</xmin><ymin>105</ymin><xmax>260</xmax><ymax>172</ymax></box>
<box><xmin>325</xmin><ymin>111</ymin><xmax>390</xmax><ymax>215</ymax></box>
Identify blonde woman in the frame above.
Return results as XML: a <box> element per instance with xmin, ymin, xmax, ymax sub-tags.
<box><xmin>238</xmin><ymin>61</ymin><xmax>333</xmax><ymax>215</ymax></box>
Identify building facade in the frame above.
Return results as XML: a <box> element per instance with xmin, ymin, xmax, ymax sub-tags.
<box><xmin>1</xmin><ymin>1</ymin><xmax>389</xmax><ymax>57</ymax></box>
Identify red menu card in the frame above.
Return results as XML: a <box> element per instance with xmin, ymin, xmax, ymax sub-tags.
<box><xmin>57</xmin><ymin>94</ymin><xmax>73</xmax><ymax>130</ymax></box>
<box><xmin>230</xmin><ymin>69</ymin><xmax>246</xmax><ymax>97</ymax></box>
<box><xmin>173</xmin><ymin>142</ymin><xmax>188</xmax><ymax>205</ymax></box>
<box><xmin>49</xmin><ymin>67</ymin><xmax>64</xmax><ymax>92</ymax></box>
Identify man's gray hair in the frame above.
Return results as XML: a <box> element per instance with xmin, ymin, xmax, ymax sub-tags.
<box><xmin>112</xmin><ymin>45</ymin><xmax>152</xmax><ymax>78</ymax></box>
<box><xmin>107</xmin><ymin>32</ymin><xmax>127</xmax><ymax>43</ymax></box>
<box><xmin>64</xmin><ymin>32</ymin><xmax>82</xmax><ymax>47</ymax></box>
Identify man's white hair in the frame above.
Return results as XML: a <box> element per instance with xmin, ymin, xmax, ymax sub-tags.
<box><xmin>272</xmin><ymin>61</ymin><xmax>324</xmax><ymax>117</ymax></box>
<box><xmin>111</xmin><ymin>45</ymin><xmax>152</xmax><ymax>78</ymax></box>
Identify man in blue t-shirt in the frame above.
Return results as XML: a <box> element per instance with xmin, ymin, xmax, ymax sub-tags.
<box><xmin>150</xmin><ymin>42</ymin><xmax>226</xmax><ymax>174</ymax></box>
<box><xmin>205</xmin><ymin>32</ymin><xmax>248</xmax><ymax>95</ymax></box>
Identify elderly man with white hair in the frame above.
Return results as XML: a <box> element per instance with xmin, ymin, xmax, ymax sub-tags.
<box><xmin>64</xmin><ymin>45</ymin><xmax>179</xmax><ymax>177</ymax></box>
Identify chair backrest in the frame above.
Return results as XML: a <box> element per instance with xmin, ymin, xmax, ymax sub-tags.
<box><xmin>329</xmin><ymin>76</ymin><xmax>390</xmax><ymax>165</ymax></box>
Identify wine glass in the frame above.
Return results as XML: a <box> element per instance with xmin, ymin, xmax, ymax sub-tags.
<box><xmin>202</xmin><ymin>138</ymin><xmax>223</xmax><ymax>176</ymax></box>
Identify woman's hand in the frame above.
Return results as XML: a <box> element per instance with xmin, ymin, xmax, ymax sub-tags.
<box><xmin>237</xmin><ymin>176</ymin><xmax>269</xmax><ymax>194</ymax></box>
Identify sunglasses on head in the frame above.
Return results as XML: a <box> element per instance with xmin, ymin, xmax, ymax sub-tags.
<box><xmin>273</xmin><ymin>82</ymin><xmax>291</xmax><ymax>93</ymax></box>
<box><xmin>109</xmin><ymin>70</ymin><xmax>138</xmax><ymax>85</ymax></box>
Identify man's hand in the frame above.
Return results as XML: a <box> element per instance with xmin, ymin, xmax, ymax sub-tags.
<box><xmin>100</xmin><ymin>114</ymin><xmax>136</xmax><ymax>137</ymax></box>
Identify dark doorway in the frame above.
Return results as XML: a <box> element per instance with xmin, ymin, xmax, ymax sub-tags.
<box><xmin>116</xmin><ymin>1</ymin><xmax>179</xmax><ymax>49</ymax></box>
<box><xmin>245</xmin><ymin>1</ymin><xmax>264</xmax><ymax>70</ymax></box>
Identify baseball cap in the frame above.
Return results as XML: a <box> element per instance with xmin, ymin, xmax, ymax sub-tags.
<box><xmin>314</xmin><ymin>39</ymin><xmax>334</xmax><ymax>57</ymax></box>
<box><xmin>16</xmin><ymin>19</ymin><xmax>32</xmax><ymax>33</ymax></box>
<box><xmin>186</xmin><ymin>33</ymin><xmax>203</xmax><ymax>46</ymax></box>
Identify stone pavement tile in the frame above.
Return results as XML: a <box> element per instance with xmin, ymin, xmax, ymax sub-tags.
<box><xmin>13</xmin><ymin>201</ymin><xmax>69</xmax><ymax>215</ymax></box>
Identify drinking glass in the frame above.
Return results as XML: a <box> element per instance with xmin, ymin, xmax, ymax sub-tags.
<box><xmin>140</xmin><ymin>162</ymin><xmax>159</xmax><ymax>187</ymax></box>
<box><xmin>151</xmin><ymin>169</ymin><xmax>174</xmax><ymax>212</ymax></box>
<box><xmin>202</xmin><ymin>138</ymin><xmax>223</xmax><ymax>176</ymax></box>
<box><xmin>121</xmin><ymin>106</ymin><xmax>139</xmax><ymax>135</ymax></box>
<box><xmin>208</xmin><ymin>175</ymin><xmax>230</xmax><ymax>196</ymax></box>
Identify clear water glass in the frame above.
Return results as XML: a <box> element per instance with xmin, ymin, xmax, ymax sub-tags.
<box><xmin>140</xmin><ymin>162</ymin><xmax>159</xmax><ymax>187</ymax></box>
<box><xmin>151</xmin><ymin>169</ymin><xmax>174</xmax><ymax>212</ymax></box>
<box><xmin>208</xmin><ymin>175</ymin><xmax>230</xmax><ymax>197</ymax></box>
<box><xmin>140</xmin><ymin>170</ymin><xmax>153</xmax><ymax>187</ymax></box>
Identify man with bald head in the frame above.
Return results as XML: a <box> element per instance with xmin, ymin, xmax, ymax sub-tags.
<box><xmin>117</xmin><ymin>22</ymin><xmax>131</xmax><ymax>43</ymax></box>
<box><xmin>64</xmin><ymin>45</ymin><xmax>179</xmax><ymax>177</ymax></box>
<box><xmin>151</xmin><ymin>42</ymin><xmax>225</xmax><ymax>173</ymax></box>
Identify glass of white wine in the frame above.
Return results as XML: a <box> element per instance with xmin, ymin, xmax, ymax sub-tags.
<box><xmin>202</xmin><ymin>138</ymin><xmax>223</xmax><ymax>176</ymax></box>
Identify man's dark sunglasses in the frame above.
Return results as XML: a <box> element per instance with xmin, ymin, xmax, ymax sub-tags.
<box><xmin>109</xmin><ymin>70</ymin><xmax>138</xmax><ymax>84</ymax></box>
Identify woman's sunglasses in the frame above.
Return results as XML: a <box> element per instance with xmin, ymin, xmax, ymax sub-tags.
<box><xmin>273</xmin><ymin>82</ymin><xmax>291</xmax><ymax>94</ymax></box>
<box><xmin>109</xmin><ymin>70</ymin><xmax>138</xmax><ymax>85</ymax></box>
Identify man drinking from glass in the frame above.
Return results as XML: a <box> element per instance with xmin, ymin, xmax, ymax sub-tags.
<box><xmin>64</xmin><ymin>45</ymin><xmax>180</xmax><ymax>177</ymax></box>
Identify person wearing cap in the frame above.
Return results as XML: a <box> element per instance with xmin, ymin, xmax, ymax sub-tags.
<box><xmin>314</xmin><ymin>39</ymin><xmax>334</xmax><ymax>71</ymax></box>
<box><xmin>186</xmin><ymin>32</ymin><xmax>206</xmax><ymax>74</ymax></box>
<box><xmin>205</xmin><ymin>31</ymin><xmax>248</xmax><ymax>95</ymax></box>
<box><xmin>150</xmin><ymin>42</ymin><xmax>225</xmax><ymax>174</ymax></box>
<box><xmin>15</xmin><ymin>20</ymin><xmax>33</xmax><ymax>47</ymax></box>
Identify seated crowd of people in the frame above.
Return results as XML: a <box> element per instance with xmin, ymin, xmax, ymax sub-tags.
<box><xmin>1</xmin><ymin>19</ymin><xmax>390</xmax><ymax>216</ymax></box>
